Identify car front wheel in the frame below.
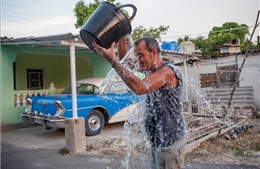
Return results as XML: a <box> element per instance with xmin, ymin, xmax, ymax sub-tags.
<box><xmin>85</xmin><ymin>110</ymin><xmax>105</xmax><ymax>136</ymax></box>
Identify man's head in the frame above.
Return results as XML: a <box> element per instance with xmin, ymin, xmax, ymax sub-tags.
<box><xmin>134</xmin><ymin>36</ymin><xmax>161</xmax><ymax>54</ymax></box>
<box><xmin>134</xmin><ymin>36</ymin><xmax>162</xmax><ymax>72</ymax></box>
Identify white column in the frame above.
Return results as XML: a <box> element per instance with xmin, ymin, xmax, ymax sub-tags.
<box><xmin>15</xmin><ymin>94</ymin><xmax>21</xmax><ymax>107</ymax></box>
<box><xmin>184</xmin><ymin>59</ymin><xmax>188</xmax><ymax>101</ymax></box>
<box><xmin>22</xmin><ymin>93</ymin><xmax>27</xmax><ymax>107</ymax></box>
<box><xmin>49</xmin><ymin>82</ymin><xmax>55</xmax><ymax>89</ymax></box>
<box><xmin>70</xmin><ymin>45</ymin><xmax>78</xmax><ymax>118</ymax></box>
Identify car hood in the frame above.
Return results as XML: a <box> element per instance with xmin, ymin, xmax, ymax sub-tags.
<box><xmin>29</xmin><ymin>93</ymin><xmax>141</xmax><ymax>117</ymax></box>
<box><xmin>29</xmin><ymin>94</ymin><xmax>96</xmax><ymax>115</ymax></box>
<box><xmin>30</xmin><ymin>94</ymin><xmax>94</xmax><ymax>101</ymax></box>
<box><xmin>32</xmin><ymin>94</ymin><xmax>68</xmax><ymax>99</ymax></box>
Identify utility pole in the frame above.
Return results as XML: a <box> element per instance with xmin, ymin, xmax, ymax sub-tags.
<box><xmin>226</xmin><ymin>10</ymin><xmax>260</xmax><ymax>112</ymax></box>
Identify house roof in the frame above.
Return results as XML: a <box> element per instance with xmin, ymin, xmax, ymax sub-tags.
<box><xmin>1</xmin><ymin>33</ymin><xmax>92</xmax><ymax>52</ymax></box>
<box><xmin>161</xmin><ymin>49</ymin><xmax>202</xmax><ymax>65</ymax></box>
<box><xmin>1</xmin><ymin>32</ymin><xmax>201</xmax><ymax>64</ymax></box>
<box><xmin>3</xmin><ymin>32</ymin><xmax>258</xmax><ymax>64</ymax></box>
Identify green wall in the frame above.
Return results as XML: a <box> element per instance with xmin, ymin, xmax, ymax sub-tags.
<box><xmin>85</xmin><ymin>52</ymin><xmax>112</xmax><ymax>77</ymax></box>
<box><xmin>1</xmin><ymin>46</ymin><xmax>18</xmax><ymax>124</ymax></box>
<box><xmin>1</xmin><ymin>45</ymin><xmax>112</xmax><ymax>124</ymax></box>
<box><xmin>15</xmin><ymin>53</ymin><xmax>92</xmax><ymax>89</ymax></box>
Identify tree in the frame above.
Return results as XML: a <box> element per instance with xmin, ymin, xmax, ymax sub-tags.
<box><xmin>177</xmin><ymin>22</ymin><xmax>251</xmax><ymax>58</ymax></box>
<box><xmin>208</xmin><ymin>22</ymin><xmax>249</xmax><ymax>53</ymax></box>
<box><xmin>74</xmin><ymin>0</ymin><xmax>169</xmax><ymax>40</ymax></box>
<box><xmin>209</xmin><ymin>22</ymin><xmax>249</xmax><ymax>42</ymax></box>
<box><xmin>131</xmin><ymin>25</ymin><xmax>169</xmax><ymax>41</ymax></box>
<box><xmin>177</xmin><ymin>36</ymin><xmax>189</xmax><ymax>45</ymax></box>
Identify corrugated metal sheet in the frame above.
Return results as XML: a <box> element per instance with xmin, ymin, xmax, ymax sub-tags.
<box><xmin>1</xmin><ymin>33</ymin><xmax>91</xmax><ymax>51</ymax></box>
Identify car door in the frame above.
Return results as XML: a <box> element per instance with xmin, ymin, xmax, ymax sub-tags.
<box><xmin>102</xmin><ymin>81</ymin><xmax>140</xmax><ymax>123</ymax></box>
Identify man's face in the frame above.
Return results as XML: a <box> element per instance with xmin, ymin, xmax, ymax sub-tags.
<box><xmin>134</xmin><ymin>41</ymin><xmax>153</xmax><ymax>71</ymax></box>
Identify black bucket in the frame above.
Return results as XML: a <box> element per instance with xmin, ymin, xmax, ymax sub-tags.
<box><xmin>80</xmin><ymin>2</ymin><xmax>137</xmax><ymax>52</ymax></box>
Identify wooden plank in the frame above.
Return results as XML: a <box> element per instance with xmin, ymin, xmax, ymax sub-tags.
<box><xmin>187</xmin><ymin>122</ymin><xmax>222</xmax><ymax>142</ymax></box>
<box><xmin>188</xmin><ymin>121</ymin><xmax>220</xmax><ymax>133</ymax></box>
<box><xmin>181</xmin><ymin>119</ymin><xmax>247</xmax><ymax>154</ymax></box>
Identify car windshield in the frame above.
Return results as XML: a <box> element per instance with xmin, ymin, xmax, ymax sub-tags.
<box><xmin>99</xmin><ymin>69</ymin><xmax>145</xmax><ymax>94</ymax></box>
<box><xmin>103</xmin><ymin>81</ymin><xmax>132</xmax><ymax>94</ymax></box>
<box><xmin>61</xmin><ymin>83</ymin><xmax>100</xmax><ymax>94</ymax></box>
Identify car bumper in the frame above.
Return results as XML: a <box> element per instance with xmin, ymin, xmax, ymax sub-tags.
<box><xmin>20</xmin><ymin>112</ymin><xmax>66</xmax><ymax>129</ymax></box>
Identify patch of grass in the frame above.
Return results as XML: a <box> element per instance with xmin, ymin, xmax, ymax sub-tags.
<box><xmin>86</xmin><ymin>145</ymin><xmax>94</xmax><ymax>152</ymax></box>
<box><xmin>232</xmin><ymin>147</ymin><xmax>253</xmax><ymax>158</ymax></box>
<box><xmin>58</xmin><ymin>148</ymin><xmax>70</xmax><ymax>155</ymax></box>
<box><xmin>252</xmin><ymin>143</ymin><xmax>260</xmax><ymax>151</ymax></box>
<box><xmin>256</xmin><ymin>144</ymin><xmax>260</xmax><ymax>151</ymax></box>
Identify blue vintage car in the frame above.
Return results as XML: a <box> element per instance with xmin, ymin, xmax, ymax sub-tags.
<box><xmin>21</xmin><ymin>77</ymin><xmax>143</xmax><ymax>136</ymax></box>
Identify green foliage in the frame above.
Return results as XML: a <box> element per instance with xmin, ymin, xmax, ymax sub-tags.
<box><xmin>242</xmin><ymin>40</ymin><xmax>260</xmax><ymax>51</ymax></box>
<box><xmin>255</xmin><ymin>143</ymin><xmax>260</xmax><ymax>151</ymax></box>
<box><xmin>208</xmin><ymin>22</ymin><xmax>249</xmax><ymax>42</ymax></box>
<box><xmin>58</xmin><ymin>148</ymin><xmax>70</xmax><ymax>155</ymax></box>
<box><xmin>131</xmin><ymin>25</ymin><xmax>170</xmax><ymax>41</ymax></box>
<box><xmin>177</xmin><ymin>36</ymin><xmax>189</xmax><ymax>45</ymax></box>
<box><xmin>177</xmin><ymin>22</ymin><xmax>254</xmax><ymax>58</ymax></box>
<box><xmin>232</xmin><ymin>147</ymin><xmax>256</xmax><ymax>158</ymax></box>
<box><xmin>207</xmin><ymin>22</ymin><xmax>249</xmax><ymax>55</ymax></box>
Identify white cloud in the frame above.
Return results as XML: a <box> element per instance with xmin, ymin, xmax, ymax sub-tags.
<box><xmin>2</xmin><ymin>16</ymin><xmax>79</xmax><ymax>38</ymax></box>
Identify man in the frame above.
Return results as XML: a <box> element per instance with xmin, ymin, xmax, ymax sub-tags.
<box><xmin>93</xmin><ymin>36</ymin><xmax>186</xmax><ymax>169</ymax></box>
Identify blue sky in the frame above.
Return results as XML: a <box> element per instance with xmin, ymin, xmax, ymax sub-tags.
<box><xmin>1</xmin><ymin>0</ymin><xmax>260</xmax><ymax>42</ymax></box>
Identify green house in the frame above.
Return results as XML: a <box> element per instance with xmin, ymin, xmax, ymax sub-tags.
<box><xmin>1</xmin><ymin>33</ymin><xmax>112</xmax><ymax>125</ymax></box>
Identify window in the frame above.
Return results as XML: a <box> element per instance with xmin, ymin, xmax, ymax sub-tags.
<box><xmin>27</xmin><ymin>69</ymin><xmax>43</xmax><ymax>90</ymax></box>
<box><xmin>200</xmin><ymin>64</ymin><xmax>239</xmax><ymax>88</ymax></box>
<box><xmin>61</xmin><ymin>83</ymin><xmax>100</xmax><ymax>94</ymax></box>
<box><xmin>217</xmin><ymin>64</ymin><xmax>238</xmax><ymax>87</ymax></box>
<box><xmin>103</xmin><ymin>81</ymin><xmax>131</xmax><ymax>94</ymax></box>
<box><xmin>200</xmin><ymin>73</ymin><xmax>217</xmax><ymax>88</ymax></box>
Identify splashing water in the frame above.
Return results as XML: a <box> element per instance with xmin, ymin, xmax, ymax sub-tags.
<box><xmin>182</xmin><ymin>75</ymin><xmax>220</xmax><ymax>119</ymax></box>
<box><xmin>100</xmin><ymin>46</ymin><xmax>145</xmax><ymax>90</ymax></box>
<box><xmin>99</xmin><ymin>45</ymin><xmax>149</xmax><ymax>168</ymax></box>
<box><xmin>121</xmin><ymin>66</ymin><xmax>225</xmax><ymax>168</ymax></box>
<box><xmin>101</xmin><ymin>37</ymin><xmax>230</xmax><ymax>168</ymax></box>
<box><xmin>122</xmin><ymin>99</ymin><xmax>148</xmax><ymax>168</ymax></box>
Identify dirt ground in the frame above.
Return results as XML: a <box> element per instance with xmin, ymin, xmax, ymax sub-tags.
<box><xmin>185</xmin><ymin>129</ymin><xmax>260</xmax><ymax>166</ymax></box>
<box><xmin>86</xmin><ymin>118</ymin><xmax>260</xmax><ymax>166</ymax></box>
<box><xmin>184</xmin><ymin>118</ymin><xmax>260</xmax><ymax>166</ymax></box>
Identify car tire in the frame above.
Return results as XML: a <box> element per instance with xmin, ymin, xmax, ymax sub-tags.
<box><xmin>85</xmin><ymin>110</ymin><xmax>105</xmax><ymax>136</ymax></box>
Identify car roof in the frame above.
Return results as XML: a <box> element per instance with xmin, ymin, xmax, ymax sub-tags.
<box><xmin>76</xmin><ymin>77</ymin><xmax>105</xmax><ymax>87</ymax></box>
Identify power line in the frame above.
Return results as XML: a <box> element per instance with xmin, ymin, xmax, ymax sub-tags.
<box><xmin>27</xmin><ymin>0</ymin><xmax>72</xmax><ymax>11</ymax></box>
<box><xmin>2</xmin><ymin>1</ymin><xmax>78</xmax><ymax>33</ymax></box>
<box><xmin>2</xmin><ymin>0</ymin><xmax>259</xmax><ymax>40</ymax></box>
<box><xmin>2</xmin><ymin>13</ymin><xmax>78</xmax><ymax>33</ymax></box>
<box><xmin>2</xmin><ymin>1</ymin><xmax>59</xmax><ymax>16</ymax></box>
<box><xmin>2</xmin><ymin>1</ymin><xmax>75</xmax><ymax>21</ymax></box>
<box><xmin>3</xmin><ymin>8</ymin><xmax>48</xmax><ymax>19</ymax></box>
<box><xmin>2</xmin><ymin>0</ymin><xmax>72</xmax><ymax>13</ymax></box>
<box><xmin>161</xmin><ymin>25</ymin><xmax>259</xmax><ymax>39</ymax></box>
<box><xmin>2</xmin><ymin>8</ymin><xmax>74</xmax><ymax>26</ymax></box>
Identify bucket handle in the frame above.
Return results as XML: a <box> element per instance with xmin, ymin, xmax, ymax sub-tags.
<box><xmin>117</xmin><ymin>4</ymin><xmax>137</xmax><ymax>21</ymax></box>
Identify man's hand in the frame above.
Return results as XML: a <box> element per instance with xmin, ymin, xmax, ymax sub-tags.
<box><xmin>93</xmin><ymin>41</ymin><xmax>116</xmax><ymax>63</ymax></box>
